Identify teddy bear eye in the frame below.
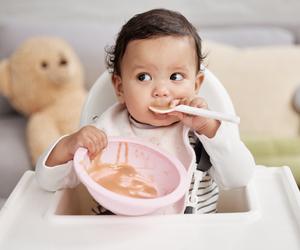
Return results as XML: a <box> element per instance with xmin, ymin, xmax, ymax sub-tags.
<box><xmin>40</xmin><ymin>61</ymin><xmax>48</xmax><ymax>69</ymax></box>
<box><xmin>59</xmin><ymin>58</ymin><xmax>68</xmax><ymax>66</ymax></box>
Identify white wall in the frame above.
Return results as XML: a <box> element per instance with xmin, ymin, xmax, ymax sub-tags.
<box><xmin>1</xmin><ymin>0</ymin><xmax>300</xmax><ymax>28</ymax></box>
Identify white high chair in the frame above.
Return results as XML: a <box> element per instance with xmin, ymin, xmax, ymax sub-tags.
<box><xmin>80</xmin><ymin>68</ymin><xmax>238</xmax><ymax>128</ymax></box>
<box><xmin>1</xmin><ymin>70</ymin><xmax>300</xmax><ymax>250</ymax></box>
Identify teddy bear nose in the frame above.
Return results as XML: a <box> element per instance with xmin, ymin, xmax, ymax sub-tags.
<box><xmin>59</xmin><ymin>58</ymin><xmax>68</xmax><ymax>66</ymax></box>
<box><xmin>41</xmin><ymin>61</ymin><xmax>48</xmax><ymax>69</ymax></box>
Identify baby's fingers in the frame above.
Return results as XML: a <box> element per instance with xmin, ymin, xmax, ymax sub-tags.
<box><xmin>85</xmin><ymin>137</ymin><xmax>98</xmax><ymax>160</ymax></box>
<box><xmin>85</xmin><ymin>136</ymin><xmax>103</xmax><ymax>160</ymax></box>
<box><xmin>168</xmin><ymin>111</ymin><xmax>184</xmax><ymax>120</ymax></box>
<box><xmin>94</xmin><ymin>130</ymin><xmax>108</xmax><ymax>154</ymax></box>
<box><xmin>190</xmin><ymin>97</ymin><xmax>208</xmax><ymax>109</ymax></box>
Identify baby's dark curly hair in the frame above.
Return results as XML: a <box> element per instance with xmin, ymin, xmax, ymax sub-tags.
<box><xmin>105</xmin><ymin>8</ymin><xmax>205</xmax><ymax>76</ymax></box>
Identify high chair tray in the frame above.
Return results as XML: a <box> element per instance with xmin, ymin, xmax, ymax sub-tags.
<box><xmin>0</xmin><ymin>166</ymin><xmax>300</xmax><ymax>250</ymax></box>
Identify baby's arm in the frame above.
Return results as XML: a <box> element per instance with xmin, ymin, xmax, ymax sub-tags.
<box><xmin>170</xmin><ymin>97</ymin><xmax>255</xmax><ymax>188</ymax></box>
<box><xmin>46</xmin><ymin>125</ymin><xmax>107</xmax><ymax>166</ymax></box>
<box><xmin>198</xmin><ymin>122</ymin><xmax>255</xmax><ymax>189</ymax></box>
<box><xmin>36</xmin><ymin>125</ymin><xmax>107</xmax><ymax>191</ymax></box>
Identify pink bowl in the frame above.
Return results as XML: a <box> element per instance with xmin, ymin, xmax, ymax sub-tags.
<box><xmin>73</xmin><ymin>136</ymin><xmax>188</xmax><ymax>216</ymax></box>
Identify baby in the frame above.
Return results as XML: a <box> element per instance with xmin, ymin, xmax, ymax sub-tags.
<box><xmin>36</xmin><ymin>8</ymin><xmax>255</xmax><ymax>215</ymax></box>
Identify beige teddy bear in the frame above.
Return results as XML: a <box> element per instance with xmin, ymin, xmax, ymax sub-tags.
<box><xmin>0</xmin><ymin>36</ymin><xmax>87</xmax><ymax>165</ymax></box>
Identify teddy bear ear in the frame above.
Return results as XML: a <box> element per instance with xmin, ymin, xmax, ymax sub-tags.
<box><xmin>0</xmin><ymin>59</ymin><xmax>12</xmax><ymax>98</ymax></box>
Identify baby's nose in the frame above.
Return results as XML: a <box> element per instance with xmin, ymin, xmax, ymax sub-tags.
<box><xmin>153</xmin><ymin>86</ymin><xmax>170</xmax><ymax>97</ymax></box>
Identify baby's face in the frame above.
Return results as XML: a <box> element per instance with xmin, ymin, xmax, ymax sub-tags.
<box><xmin>113</xmin><ymin>35</ymin><xmax>203</xmax><ymax>126</ymax></box>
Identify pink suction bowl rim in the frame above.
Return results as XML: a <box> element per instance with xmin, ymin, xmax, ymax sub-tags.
<box><xmin>74</xmin><ymin>136</ymin><xmax>189</xmax><ymax>208</ymax></box>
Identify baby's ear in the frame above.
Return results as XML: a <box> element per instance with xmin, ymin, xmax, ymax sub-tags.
<box><xmin>195</xmin><ymin>71</ymin><xmax>204</xmax><ymax>93</ymax></box>
<box><xmin>0</xmin><ymin>59</ymin><xmax>12</xmax><ymax>98</ymax></box>
<box><xmin>111</xmin><ymin>74</ymin><xmax>125</xmax><ymax>103</ymax></box>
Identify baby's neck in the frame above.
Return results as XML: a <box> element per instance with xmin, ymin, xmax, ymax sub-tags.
<box><xmin>129</xmin><ymin>115</ymin><xmax>179</xmax><ymax>129</ymax></box>
<box><xmin>129</xmin><ymin>115</ymin><xmax>156</xmax><ymax>129</ymax></box>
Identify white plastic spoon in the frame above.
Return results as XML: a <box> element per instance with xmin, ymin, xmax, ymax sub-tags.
<box><xmin>149</xmin><ymin>105</ymin><xmax>240</xmax><ymax>124</ymax></box>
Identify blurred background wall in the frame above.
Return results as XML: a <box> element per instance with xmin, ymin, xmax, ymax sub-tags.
<box><xmin>1</xmin><ymin>0</ymin><xmax>300</xmax><ymax>37</ymax></box>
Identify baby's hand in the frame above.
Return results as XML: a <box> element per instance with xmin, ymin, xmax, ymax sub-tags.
<box><xmin>169</xmin><ymin>97</ymin><xmax>220</xmax><ymax>138</ymax></box>
<box><xmin>46</xmin><ymin>125</ymin><xmax>107</xmax><ymax>166</ymax></box>
<box><xmin>65</xmin><ymin>125</ymin><xmax>108</xmax><ymax>160</ymax></box>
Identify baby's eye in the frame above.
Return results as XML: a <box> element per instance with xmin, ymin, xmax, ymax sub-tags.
<box><xmin>137</xmin><ymin>73</ymin><xmax>152</xmax><ymax>81</ymax></box>
<box><xmin>170</xmin><ymin>73</ymin><xmax>183</xmax><ymax>81</ymax></box>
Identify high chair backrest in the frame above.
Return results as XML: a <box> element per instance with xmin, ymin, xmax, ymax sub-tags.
<box><xmin>80</xmin><ymin>69</ymin><xmax>237</xmax><ymax>127</ymax></box>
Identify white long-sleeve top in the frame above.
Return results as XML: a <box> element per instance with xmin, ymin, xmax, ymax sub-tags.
<box><xmin>36</xmin><ymin>103</ymin><xmax>255</xmax><ymax>213</ymax></box>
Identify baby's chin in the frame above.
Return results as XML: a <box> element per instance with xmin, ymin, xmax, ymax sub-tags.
<box><xmin>146</xmin><ymin>116</ymin><xmax>180</xmax><ymax>127</ymax></box>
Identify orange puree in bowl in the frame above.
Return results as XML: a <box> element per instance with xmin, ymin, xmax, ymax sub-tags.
<box><xmin>87</xmin><ymin>142</ymin><xmax>158</xmax><ymax>199</ymax></box>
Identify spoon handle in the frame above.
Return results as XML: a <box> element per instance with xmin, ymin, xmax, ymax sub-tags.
<box><xmin>174</xmin><ymin>105</ymin><xmax>240</xmax><ymax>124</ymax></box>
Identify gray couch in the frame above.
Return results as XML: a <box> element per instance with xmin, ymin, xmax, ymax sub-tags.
<box><xmin>0</xmin><ymin>18</ymin><xmax>299</xmax><ymax>208</ymax></box>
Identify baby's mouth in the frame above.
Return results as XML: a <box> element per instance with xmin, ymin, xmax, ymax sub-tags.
<box><xmin>151</xmin><ymin>99</ymin><xmax>171</xmax><ymax>108</ymax></box>
<box><xmin>150</xmin><ymin>99</ymin><xmax>181</xmax><ymax>109</ymax></box>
